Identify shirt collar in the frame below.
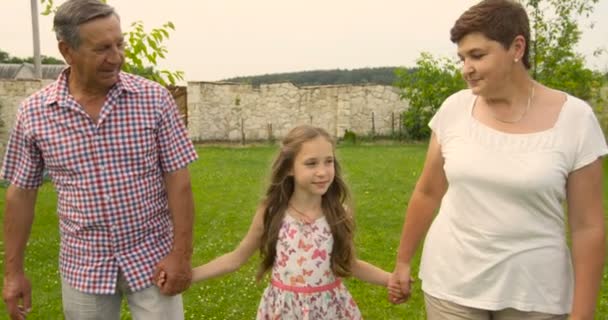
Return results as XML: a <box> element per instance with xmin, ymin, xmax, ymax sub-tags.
<box><xmin>43</xmin><ymin>67</ymin><xmax>140</xmax><ymax>107</ymax></box>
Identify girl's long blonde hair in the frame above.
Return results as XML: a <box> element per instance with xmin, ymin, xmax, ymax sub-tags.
<box><xmin>256</xmin><ymin>125</ymin><xmax>355</xmax><ymax>280</ymax></box>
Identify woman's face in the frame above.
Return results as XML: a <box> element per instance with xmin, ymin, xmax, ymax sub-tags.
<box><xmin>457</xmin><ymin>32</ymin><xmax>517</xmax><ymax>97</ymax></box>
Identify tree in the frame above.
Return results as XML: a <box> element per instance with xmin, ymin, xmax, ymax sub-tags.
<box><xmin>526</xmin><ymin>0</ymin><xmax>605</xmax><ymax>102</ymax></box>
<box><xmin>0</xmin><ymin>48</ymin><xmax>64</xmax><ymax>64</ymax></box>
<box><xmin>0</xmin><ymin>49</ymin><xmax>9</xmax><ymax>62</ymax></box>
<box><xmin>394</xmin><ymin>53</ymin><xmax>466</xmax><ymax>140</ymax></box>
<box><xmin>224</xmin><ymin>67</ymin><xmax>399</xmax><ymax>86</ymax></box>
<box><xmin>40</xmin><ymin>0</ymin><xmax>183</xmax><ymax>86</ymax></box>
<box><xmin>39</xmin><ymin>55</ymin><xmax>64</xmax><ymax>64</ymax></box>
<box><xmin>394</xmin><ymin>0</ymin><xmax>605</xmax><ymax>140</ymax></box>
<box><xmin>121</xmin><ymin>20</ymin><xmax>184</xmax><ymax>85</ymax></box>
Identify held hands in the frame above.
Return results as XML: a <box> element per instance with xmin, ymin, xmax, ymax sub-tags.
<box><xmin>387</xmin><ymin>263</ymin><xmax>415</xmax><ymax>304</ymax></box>
<box><xmin>156</xmin><ymin>270</ymin><xmax>167</xmax><ymax>287</ymax></box>
<box><xmin>2</xmin><ymin>273</ymin><xmax>32</xmax><ymax>320</ymax></box>
<box><xmin>387</xmin><ymin>274</ymin><xmax>406</xmax><ymax>304</ymax></box>
<box><xmin>153</xmin><ymin>251</ymin><xmax>192</xmax><ymax>295</ymax></box>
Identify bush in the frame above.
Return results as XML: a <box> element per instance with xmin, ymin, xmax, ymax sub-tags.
<box><xmin>341</xmin><ymin>129</ymin><xmax>357</xmax><ymax>145</ymax></box>
<box><xmin>402</xmin><ymin>107</ymin><xmax>433</xmax><ymax>141</ymax></box>
<box><xmin>394</xmin><ymin>53</ymin><xmax>465</xmax><ymax>141</ymax></box>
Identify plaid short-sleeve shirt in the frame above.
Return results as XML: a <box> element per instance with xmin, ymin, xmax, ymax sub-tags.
<box><xmin>1</xmin><ymin>70</ymin><xmax>198</xmax><ymax>294</ymax></box>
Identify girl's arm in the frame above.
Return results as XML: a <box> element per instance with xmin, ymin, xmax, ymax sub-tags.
<box><xmin>191</xmin><ymin>204</ymin><xmax>266</xmax><ymax>283</ymax></box>
<box><xmin>345</xmin><ymin>209</ymin><xmax>395</xmax><ymax>291</ymax></box>
<box><xmin>566</xmin><ymin>159</ymin><xmax>605</xmax><ymax>320</ymax></box>
<box><xmin>351</xmin><ymin>258</ymin><xmax>390</xmax><ymax>287</ymax></box>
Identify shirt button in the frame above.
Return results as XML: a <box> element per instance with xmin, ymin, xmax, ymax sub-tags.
<box><xmin>105</xmin><ymin>195</ymin><xmax>112</xmax><ymax>201</ymax></box>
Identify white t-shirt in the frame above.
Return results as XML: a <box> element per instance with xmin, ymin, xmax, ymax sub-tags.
<box><xmin>419</xmin><ymin>89</ymin><xmax>608</xmax><ymax>314</ymax></box>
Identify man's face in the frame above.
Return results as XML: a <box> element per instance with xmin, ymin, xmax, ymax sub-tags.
<box><xmin>62</xmin><ymin>14</ymin><xmax>125</xmax><ymax>92</ymax></box>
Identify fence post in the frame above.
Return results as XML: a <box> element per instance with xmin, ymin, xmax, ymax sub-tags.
<box><xmin>371</xmin><ymin>112</ymin><xmax>376</xmax><ymax>138</ymax></box>
<box><xmin>267</xmin><ymin>123</ymin><xmax>273</xmax><ymax>143</ymax></box>
<box><xmin>240</xmin><ymin>118</ymin><xmax>245</xmax><ymax>145</ymax></box>
<box><xmin>391</xmin><ymin>112</ymin><xmax>395</xmax><ymax>137</ymax></box>
<box><xmin>399</xmin><ymin>113</ymin><xmax>403</xmax><ymax>140</ymax></box>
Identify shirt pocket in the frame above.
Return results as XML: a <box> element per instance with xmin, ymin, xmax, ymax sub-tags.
<box><xmin>38</xmin><ymin>122</ymin><xmax>92</xmax><ymax>180</ymax></box>
<box><xmin>106</xmin><ymin>123</ymin><xmax>158</xmax><ymax>177</ymax></box>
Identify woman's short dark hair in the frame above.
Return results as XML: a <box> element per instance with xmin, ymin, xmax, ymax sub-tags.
<box><xmin>450</xmin><ymin>0</ymin><xmax>531</xmax><ymax>69</ymax></box>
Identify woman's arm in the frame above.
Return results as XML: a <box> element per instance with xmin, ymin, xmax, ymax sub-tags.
<box><xmin>191</xmin><ymin>204</ymin><xmax>266</xmax><ymax>282</ymax></box>
<box><xmin>393</xmin><ymin>133</ymin><xmax>448</xmax><ymax>300</ymax></box>
<box><xmin>567</xmin><ymin>159</ymin><xmax>605</xmax><ymax>320</ymax></box>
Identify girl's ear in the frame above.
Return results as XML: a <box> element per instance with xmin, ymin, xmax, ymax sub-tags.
<box><xmin>286</xmin><ymin>162</ymin><xmax>294</xmax><ymax>176</ymax></box>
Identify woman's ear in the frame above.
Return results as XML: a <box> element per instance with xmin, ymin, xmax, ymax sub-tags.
<box><xmin>510</xmin><ymin>35</ymin><xmax>526</xmax><ymax>62</ymax></box>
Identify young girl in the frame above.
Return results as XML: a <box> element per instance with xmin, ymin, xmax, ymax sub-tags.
<box><xmin>159</xmin><ymin>125</ymin><xmax>399</xmax><ymax>319</ymax></box>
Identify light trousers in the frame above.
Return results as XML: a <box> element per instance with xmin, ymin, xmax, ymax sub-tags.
<box><xmin>61</xmin><ymin>271</ymin><xmax>184</xmax><ymax>320</ymax></box>
<box><xmin>424</xmin><ymin>293</ymin><xmax>568</xmax><ymax>320</ymax></box>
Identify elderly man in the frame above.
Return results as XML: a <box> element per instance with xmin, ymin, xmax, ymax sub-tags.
<box><xmin>1</xmin><ymin>0</ymin><xmax>197</xmax><ymax>319</ymax></box>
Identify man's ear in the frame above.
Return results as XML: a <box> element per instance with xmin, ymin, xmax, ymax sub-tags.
<box><xmin>58</xmin><ymin>40</ymin><xmax>74</xmax><ymax>65</ymax></box>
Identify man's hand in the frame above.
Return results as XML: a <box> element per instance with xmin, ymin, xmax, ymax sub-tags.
<box><xmin>153</xmin><ymin>251</ymin><xmax>191</xmax><ymax>295</ymax></box>
<box><xmin>3</xmin><ymin>273</ymin><xmax>31</xmax><ymax>320</ymax></box>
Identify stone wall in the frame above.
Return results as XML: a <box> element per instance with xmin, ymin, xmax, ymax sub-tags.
<box><xmin>187</xmin><ymin>82</ymin><xmax>409</xmax><ymax>141</ymax></box>
<box><xmin>2</xmin><ymin>79</ymin><xmax>606</xmax><ymax>167</ymax></box>
<box><xmin>0</xmin><ymin>80</ymin><xmax>409</xmax><ymax>167</ymax></box>
<box><xmin>0</xmin><ymin>79</ymin><xmax>53</xmax><ymax>169</ymax></box>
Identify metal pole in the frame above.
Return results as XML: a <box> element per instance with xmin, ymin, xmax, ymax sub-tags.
<box><xmin>31</xmin><ymin>0</ymin><xmax>42</xmax><ymax>79</ymax></box>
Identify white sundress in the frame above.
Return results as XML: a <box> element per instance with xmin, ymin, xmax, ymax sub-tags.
<box><xmin>256</xmin><ymin>213</ymin><xmax>361</xmax><ymax>320</ymax></box>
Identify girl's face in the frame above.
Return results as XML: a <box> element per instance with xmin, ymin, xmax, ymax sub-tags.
<box><xmin>457</xmin><ymin>32</ymin><xmax>517</xmax><ymax>97</ymax></box>
<box><xmin>290</xmin><ymin>136</ymin><xmax>335</xmax><ymax>198</ymax></box>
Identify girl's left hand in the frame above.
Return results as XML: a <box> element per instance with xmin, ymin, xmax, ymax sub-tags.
<box><xmin>387</xmin><ymin>272</ymin><xmax>412</xmax><ymax>304</ymax></box>
<box><xmin>387</xmin><ymin>266</ymin><xmax>415</xmax><ymax>304</ymax></box>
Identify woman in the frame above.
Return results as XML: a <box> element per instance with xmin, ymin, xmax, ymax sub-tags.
<box><xmin>390</xmin><ymin>0</ymin><xmax>607</xmax><ymax>319</ymax></box>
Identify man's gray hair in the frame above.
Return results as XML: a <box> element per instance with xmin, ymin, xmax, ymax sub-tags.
<box><xmin>53</xmin><ymin>0</ymin><xmax>118</xmax><ymax>48</ymax></box>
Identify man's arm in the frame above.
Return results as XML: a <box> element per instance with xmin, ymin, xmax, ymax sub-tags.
<box><xmin>154</xmin><ymin>167</ymin><xmax>195</xmax><ymax>295</ymax></box>
<box><xmin>3</xmin><ymin>184</ymin><xmax>38</xmax><ymax>319</ymax></box>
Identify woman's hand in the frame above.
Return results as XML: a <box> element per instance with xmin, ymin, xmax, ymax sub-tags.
<box><xmin>388</xmin><ymin>262</ymin><xmax>414</xmax><ymax>304</ymax></box>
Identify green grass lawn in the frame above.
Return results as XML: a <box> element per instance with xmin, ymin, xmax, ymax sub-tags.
<box><xmin>0</xmin><ymin>144</ymin><xmax>607</xmax><ymax>319</ymax></box>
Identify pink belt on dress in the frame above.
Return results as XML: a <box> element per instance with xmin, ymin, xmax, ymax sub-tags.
<box><xmin>270</xmin><ymin>278</ymin><xmax>342</xmax><ymax>293</ymax></box>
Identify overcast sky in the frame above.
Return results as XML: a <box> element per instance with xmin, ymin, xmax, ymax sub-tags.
<box><xmin>1</xmin><ymin>0</ymin><xmax>607</xmax><ymax>82</ymax></box>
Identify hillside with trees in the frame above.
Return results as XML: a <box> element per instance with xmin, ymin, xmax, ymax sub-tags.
<box><xmin>0</xmin><ymin>49</ymin><xmax>64</xmax><ymax>65</ymax></box>
<box><xmin>222</xmin><ymin>67</ymin><xmax>403</xmax><ymax>86</ymax></box>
